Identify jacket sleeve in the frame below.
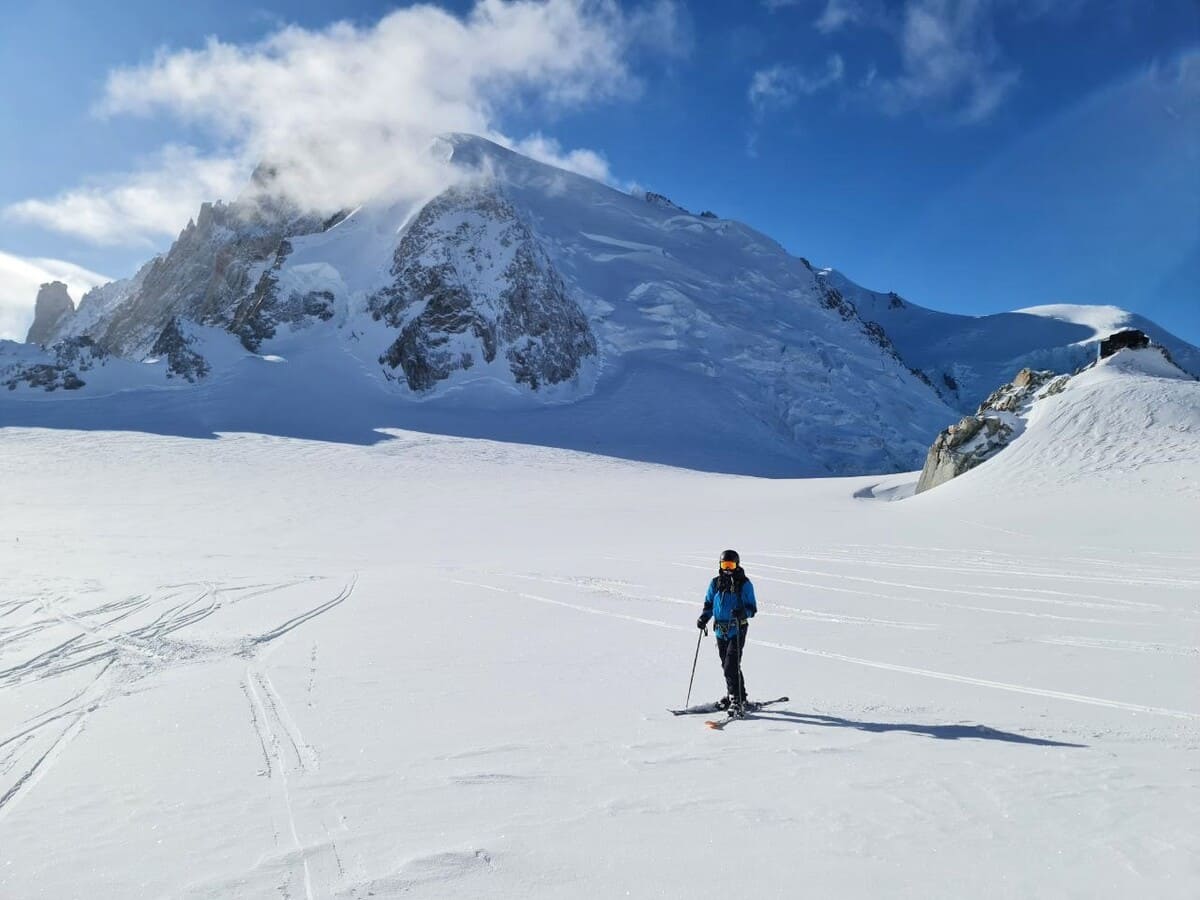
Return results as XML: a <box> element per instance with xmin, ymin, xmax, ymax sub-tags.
<box><xmin>699</xmin><ymin>581</ymin><xmax>715</xmax><ymax>623</ymax></box>
<box><xmin>742</xmin><ymin>581</ymin><xmax>757</xmax><ymax>618</ymax></box>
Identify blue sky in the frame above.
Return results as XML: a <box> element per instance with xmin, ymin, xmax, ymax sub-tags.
<box><xmin>0</xmin><ymin>0</ymin><xmax>1196</xmax><ymax>343</ymax></box>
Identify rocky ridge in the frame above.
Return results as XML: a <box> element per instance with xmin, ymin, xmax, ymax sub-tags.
<box><xmin>916</xmin><ymin>367</ymin><xmax>1071</xmax><ymax>493</ymax></box>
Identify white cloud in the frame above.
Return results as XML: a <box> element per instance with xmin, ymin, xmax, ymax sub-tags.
<box><xmin>6</xmin><ymin>146</ymin><xmax>243</xmax><ymax>247</ymax></box>
<box><xmin>749</xmin><ymin>55</ymin><xmax>845</xmax><ymax>113</ymax></box>
<box><xmin>6</xmin><ymin>0</ymin><xmax>683</xmax><ymax>246</ymax></box>
<box><xmin>506</xmin><ymin>133</ymin><xmax>615</xmax><ymax>183</ymax></box>
<box><xmin>0</xmin><ymin>251</ymin><xmax>110</xmax><ymax>342</ymax></box>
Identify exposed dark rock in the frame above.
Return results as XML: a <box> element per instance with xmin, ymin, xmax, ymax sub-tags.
<box><xmin>1100</xmin><ymin>329</ymin><xmax>1149</xmax><ymax>358</ymax></box>
<box><xmin>151</xmin><ymin>318</ymin><xmax>210</xmax><ymax>382</ymax></box>
<box><xmin>25</xmin><ymin>282</ymin><xmax>75</xmax><ymax>346</ymax></box>
<box><xmin>95</xmin><ymin>195</ymin><xmax>329</xmax><ymax>357</ymax></box>
<box><xmin>370</xmin><ymin>184</ymin><xmax>596</xmax><ymax>393</ymax></box>
<box><xmin>2</xmin><ymin>336</ymin><xmax>105</xmax><ymax>392</ymax></box>
<box><xmin>4</xmin><ymin>364</ymin><xmax>81</xmax><ymax>392</ymax></box>
<box><xmin>816</xmin><ymin>281</ymin><xmax>855</xmax><ymax>321</ymax></box>
<box><xmin>228</xmin><ymin>240</ymin><xmax>334</xmax><ymax>351</ymax></box>
<box><xmin>644</xmin><ymin>191</ymin><xmax>688</xmax><ymax>213</ymax></box>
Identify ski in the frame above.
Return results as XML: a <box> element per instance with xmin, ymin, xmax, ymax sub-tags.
<box><xmin>669</xmin><ymin>701</ymin><xmax>723</xmax><ymax>716</ymax></box>
<box><xmin>670</xmin><ymin>696</ymin><xmax>788</xmax><ymax>717</ymax></box>
<box><xmin>702</xmin><ymin>696</ymin><xmax>789</xmax><ymax>729</ymax></box>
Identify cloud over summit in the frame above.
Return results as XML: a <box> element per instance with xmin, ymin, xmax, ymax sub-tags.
<box><xmin>8</xmin><ymin>0</ymin><xmax>683</xmax><ymax>247</ymax></box>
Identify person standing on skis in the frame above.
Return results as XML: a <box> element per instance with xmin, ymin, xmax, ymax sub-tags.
<box><xmin>696</xmin><ymin>549</ymin><xmax>757</xmax><ymax>712</ymax></box>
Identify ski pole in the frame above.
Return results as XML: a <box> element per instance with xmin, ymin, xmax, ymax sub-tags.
<box><xmin>736</xmin><ymin>626</ymin><xmax>745</xmax><ymax>713</ymax></box>
<box><xmin>685</xmin><ymin>625</ymin><xmax>706</xmax><ymax>708</ymax></box>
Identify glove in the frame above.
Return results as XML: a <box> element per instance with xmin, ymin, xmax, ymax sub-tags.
<box><xmin>696</xmin><ymin>615</ymin><xmax>710</xmax><ymax>630</ymax></box>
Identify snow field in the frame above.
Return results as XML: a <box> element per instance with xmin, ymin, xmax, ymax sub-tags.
<box><xmin>1</xmin><ymin>405</ymin><xmax>1197</xmax><ymax>897</ymax></box>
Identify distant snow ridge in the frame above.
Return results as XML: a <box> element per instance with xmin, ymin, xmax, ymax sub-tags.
<box><xmin>824</xmin><ymin>275</ymin><xmax>1200</xmax><ymax>413</ymax></box>
<box><xmin>4</xmin><ymin>133</ymin><xmax>1198</xmax><ymax>477</ymax></box>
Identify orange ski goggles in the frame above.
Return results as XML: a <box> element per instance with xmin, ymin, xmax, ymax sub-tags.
<box><xmin>719</xmin><ymin>560</ymin><xmax>738</xmax><ymax>570</ymax></box>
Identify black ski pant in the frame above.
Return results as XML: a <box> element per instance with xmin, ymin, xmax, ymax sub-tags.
<box><xmin>716</xmin><ymin>625</ymin><xmax>748</xmax><ymax>702</ymax></box>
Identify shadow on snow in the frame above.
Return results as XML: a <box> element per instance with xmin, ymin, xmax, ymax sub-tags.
<box><xmin>752</xmin><ymin>710</ymin><xmax>1087</xmax><ymax>748</ymax></box>
<box><xmin>0</xmin><ymin>357</ymin><xmax>866</xmax><ymax>478</ymax></box>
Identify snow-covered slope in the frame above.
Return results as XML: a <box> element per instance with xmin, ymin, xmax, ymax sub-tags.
<box><xmin>2</xmin><ymin>346</ymin><xmax>1196</xmax><ymax>896</ymax></box>
<box><xmin>3</xmin><ymin>135</ymin><xmax>963</xmax><ymax>475</ymax></box>
<box><xmin>9</xmin><ymin>135</ymin><xmax>1197</xmax><ymax>476</ymax></box>
<box><xmin>826</xmin><ymin>272</ymin><xmax>1200</xmax><ymax>411</ymax></box>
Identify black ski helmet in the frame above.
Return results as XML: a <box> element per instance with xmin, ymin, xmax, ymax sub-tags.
<box><xmin>720</xmin><ymin>549</ymin><xmax>740</xmax><ymax>565</ymax></box>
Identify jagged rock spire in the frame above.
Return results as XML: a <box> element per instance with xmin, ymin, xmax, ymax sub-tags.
<box><xmin>25</xmin><ymin>281</ymin><xmax>75</xmax><ymax>346</ymax></box>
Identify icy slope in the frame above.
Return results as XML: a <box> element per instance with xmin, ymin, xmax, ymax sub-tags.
<box><xmin>825</xmin><ymin>271</ymin><xmax>1200</xmax><ymax>411</ymax></box>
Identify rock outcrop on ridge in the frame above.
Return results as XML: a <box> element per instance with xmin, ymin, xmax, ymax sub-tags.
<box><xmin>916</xmin><ymin>367</ymin><xmax>1071</xmax><ymax>493</ymax></box>
<box><xmin>25</xmin><ymin>282</ymin><xmax>76</xmax><ymax>346</ymax></box>
<box><xmin>914</xmin><ymin>341</ymin><xmax>1196</xmax><ymax>493</ymax></box>
<box><xmin>2</xmin><ymin>336</ymin><xmax>107</xmax><ymax>392</ymax></box>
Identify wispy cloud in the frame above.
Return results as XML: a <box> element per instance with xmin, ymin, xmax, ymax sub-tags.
<box><xmin>749</xmin><ymin>55</ymin><xmax>846</xmax><ymax>114</ymax></box>
<box><xmin>873</xmin><ymin>0</ymin><xmax>1020</xmax><ymax>123</ymax></box>
<box><xmin>754</xmin><ymin>1</ymin><xmax>1093</xmax><ymax>126</ymax></box>
<box><xmin>6</xmin><ymin>0</ymin><xmax>684</xmax><ymax>247</ymax></box>
<box><xmin>7</xmin><ymin>146</ymin><xmax>243</xmax><ymax>247</ymax></box>
<box><xmin>508</xmin><ymin>133</ymin><xmax>616</xmax><ymax>184</ymax></box>
<box><xmin>746</xmin><ymin>53</ymin><xmax>845</xmax><ymax>156</ymax></box>
<box><xmin>814</xmin><ymin>0</ymin><xmax>877</xmax><ymax>34</ymax></box>
<box><xmin>0</xmin><ymin>251</ymin><xmax>110</xmax><ymax>342</ymax></box>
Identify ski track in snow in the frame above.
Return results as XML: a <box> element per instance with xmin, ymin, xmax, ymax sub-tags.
<box><xmin>0</xmin><ymin>575</ymin><xmax>356</xmax><ymax>831</ymax></box>
<box><xmin>752</xmin><ymin>547</ymin><xmax>1200</xmax><ymax>590</ymax></box>
<box><xmin>243</xmin><ymin>664</ymin><xmax>339</xmax><ymax>900</ymax></box>
<box><xmin>443</xmin><ymin>572</ymin><xmax>1200</xmax><ymax>722</ymax></box>
<box><xmin>492</xmin><ymin>569</ymin><xmax>936</xmax><ymax>630</ymax></box>
<box><xmin>669</xmin><ymin>561</ymin><xmax>1136</xmax><ymax>626</ymax></box>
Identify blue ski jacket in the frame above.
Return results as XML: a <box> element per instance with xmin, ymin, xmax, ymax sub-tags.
<box><xmin>700</xmin><ymin>576</ymin><xmax>757</xmax><ymax>639</ymax></box>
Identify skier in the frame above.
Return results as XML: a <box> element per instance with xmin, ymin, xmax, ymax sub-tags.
<box><xmin>696</xmin><ymin>549</ymin><xmax>757</xmax><ymax>714</ymax></box>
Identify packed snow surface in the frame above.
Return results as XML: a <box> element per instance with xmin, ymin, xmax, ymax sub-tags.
<box><xmin>1</xmin><ymin>351</ymin><xmax>1197</xmax><ymax>898</ymax></box>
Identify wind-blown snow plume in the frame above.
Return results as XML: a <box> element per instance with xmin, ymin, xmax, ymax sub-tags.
<box><xmin>6</xmin><ymin>0</ymin><xmax>684</xmax><ymax>246</ymax></box>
